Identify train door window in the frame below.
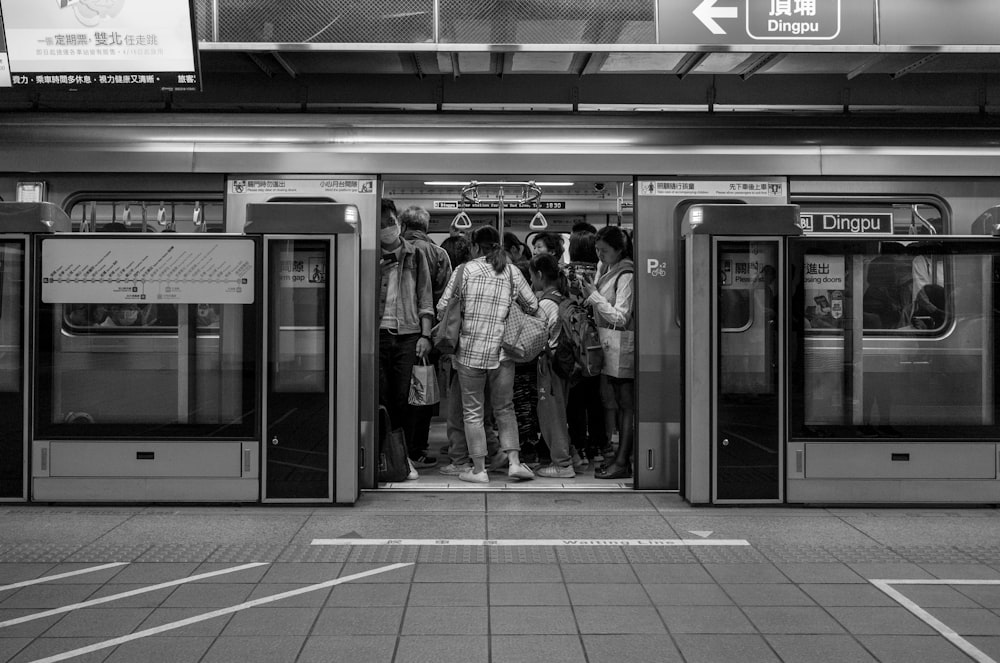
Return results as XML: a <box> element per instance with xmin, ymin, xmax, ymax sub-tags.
<box><xmin>790</xmin><ymin>239</ymin><xmax>1000</xmax><ymax>438</ymax></box>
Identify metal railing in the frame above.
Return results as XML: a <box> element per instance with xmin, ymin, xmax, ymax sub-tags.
<box><xmin>196</xmin><ymin>0</ymin><xmax>655</xmax><ymax>44</ymax></box>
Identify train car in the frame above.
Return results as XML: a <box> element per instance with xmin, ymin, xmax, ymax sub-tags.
<box><xmin>1</xmin><ymin>112</ymin><xmax>1000</xmax><ymax>505</ymax></box>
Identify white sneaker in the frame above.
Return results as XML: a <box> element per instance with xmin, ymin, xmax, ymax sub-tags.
<box><xmin>508</xmin><ymin>463</ymin><xmax>535</xmax><ymax>480</ymax></box>
<box><xmin>440</xmin><ymin>463</ymin><xmax>473</xmax><ymax>476</ymax></box>
<box><xmin>406</xmin><ymin>459</ymin><xmax>419</xmax><ymax>481</ymax></box>
<box><xmin>458</xmin><ymin>469</ymin><xmax>489</xmax><ymax>484</ymax></box>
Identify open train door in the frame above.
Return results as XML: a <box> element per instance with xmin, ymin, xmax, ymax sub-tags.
<box><xmin>246</xmin><ymin>203</ymin><xmax>361</xmax><ymax>504</ymax></box>
<box><xmin>682</xmin><ymin>204</ymin><xmax>801</xmax><ymax>504</ymax></box>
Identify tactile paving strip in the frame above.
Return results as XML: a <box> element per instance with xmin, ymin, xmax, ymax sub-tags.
<box><xmin>137</xmin><ymin>543</ymin><xmax>220</xmax><ymax>563</ymax></box>
<box><xmin>757</xmin><ymin>545</ymin><xmax>840</xmax><ymax>564</ymax></box>
<box><xmin>556</xmin><ymin>546</ymin><xmax>629</xmax><ymax>564</ymax></box>
<box><xmin>624</xmin><ymin>546</ymin><xmax>699</xmax><ymax>564</ymax></box>
<box><xmin>889</xmin><ymin>546</ymin><xmax>978</xmax><ymax>564</ymax></box>
<box><xmin>208</xmin><ymin>544</ymin><xmax>287</xmax><ymax>563</ymax></box>
<box><xmin>66</xmin><ymin>543</ymin><xmax>150</xmax><ymax>563</ymax></box>
<box><xmin>347</xmin><ymin>545</ymin><xmax>419</xmax><ymax>563</ymax></box>
<box><xmin>418</xmin><ymin>546</ymin><xmax>488</xmax><ymax>564</ymax></box>
<box><xmin>822</xmin><ymin>545</ymin><xmax>907</xmax><ymax>563</ymax></box>
<box><xmin>691</xmin><ymin>545</ymin><xmax>769</xmax><ymax>564</ymax></box>
<box><xmin>0</xmin><ymin>543</ymin><xmax>82</xmax><ymax>563</ymax></box>
<box><xmin>278</xmin><ymin>545</ymin><xmax>352</xmax><ymax>563</ymax></box>
<box><xmin>488</xmin><ymin>546</ymin><xmax>558</xmax><ymax>564</ymax></box>
<box><xmin>957</xmin><ymin>546</ymin><xmax>1000</xmax><ymax>565</ymax></box>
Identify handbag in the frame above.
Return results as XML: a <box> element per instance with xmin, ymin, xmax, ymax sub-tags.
<box><xmin>598</xmin><ymin>326</ymin><xmax>634</xmax><ymax>379</ymax></box>
<box><xmin>377</xmin><ymin>405</ymin><xmax>410</xmax><ymax>483</ymax></box>
<box><xmin>502</xmin><ymin>283</ymin><xmax>549</xmax><ymax>362</ymax></box>
<box><xmin>408</xmin><ymin>358</ymin><xmax>441</xmax><ymax>406</ymax></box>
<box><xmin>432</xmin><ymin>263</ymin><xmax>465</xmax><ymax>355</ymax></box>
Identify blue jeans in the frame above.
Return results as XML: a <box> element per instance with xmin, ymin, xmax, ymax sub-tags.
<box><xmin>455</xmin><ymin>359</ymin><xmax>519</xmax><ymax>460</ymax></box>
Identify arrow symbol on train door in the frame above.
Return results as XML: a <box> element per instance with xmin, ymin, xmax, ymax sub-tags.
<box><xmin>688</xmin><ymin>531</ymin><xmax>713</xmax><ymax>538</ymax></box>
<box><xmin>693</xmin><ymin>0</ymin><xmax>738</xmax><ymax>35</ymax></box>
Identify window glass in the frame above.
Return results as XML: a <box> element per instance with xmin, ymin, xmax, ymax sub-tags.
<box><xmin>791</xmin><ymin>239</ymin><xmax>998</xmax><ymax>438</ymax></box>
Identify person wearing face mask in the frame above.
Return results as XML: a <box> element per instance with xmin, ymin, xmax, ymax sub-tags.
<box><xmin>379</xmin><ymin>199</ymin><xmax>436</xmax><ymax>474</ymax></box>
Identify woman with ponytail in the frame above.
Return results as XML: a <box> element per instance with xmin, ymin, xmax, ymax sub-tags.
<box><xmin>435</xmin><ymin>226</ymin><xmax>539</xmax><ymax>483</ymax></box>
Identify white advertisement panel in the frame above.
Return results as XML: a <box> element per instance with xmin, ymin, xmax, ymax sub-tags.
<box><xmin>0</xmin><ymin>0</ymin><xmax>198</xmax><ymax>88</ymax></box>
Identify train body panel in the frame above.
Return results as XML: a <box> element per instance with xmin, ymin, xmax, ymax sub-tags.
<box><xmin>2</xmin><ymin>112</ymin><xmax>1000</xmax><ymax>504</ymax></box>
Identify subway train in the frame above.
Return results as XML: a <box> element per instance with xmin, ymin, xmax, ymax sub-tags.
<box><xmin>2</xmin><ymin>112</ymin><xmax>1000</xmax><ymax>505</ymax></box>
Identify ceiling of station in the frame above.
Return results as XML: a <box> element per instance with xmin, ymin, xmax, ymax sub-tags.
<box><xmin>3</xmin><ymin>46</ymin><xmax>999</xmax><ymax>116</ymax></box>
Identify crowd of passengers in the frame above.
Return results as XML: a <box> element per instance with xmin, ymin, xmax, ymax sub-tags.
<box><xmin>378</xmin><ymin>199</ymin><xmax>635</xmax><ymax>483</ymax></box>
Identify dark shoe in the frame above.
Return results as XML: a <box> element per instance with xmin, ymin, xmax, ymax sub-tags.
<box><xmin>411</xmin><ymin>454</ymin><xmax>438</xmax><ymax>468</ymax></box>
<box><xmin>595</xmin><ymin>464</ymin><xmax>631</xmax><ymax>480</ymax></box>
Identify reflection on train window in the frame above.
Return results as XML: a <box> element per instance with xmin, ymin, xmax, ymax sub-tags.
<box><xmin>0</xmin><ymin>242</ymin><xmax>23</xmax><ymax>394</ymax></box>
<box><xmin>37</xmin><ymin>300</ymin><xmax>255</xmax><ymax>436</ymax></box>
<box><xmin>62</xmin><ymin>303</ymin><xmax>220</xmax><ymax>332</ymax></box>
<box><xmin>67</xmin><ymin>199</ymin><xmax>225</xmax><ymax>233</ymax></box>
<box><xmin>792</xmin><ymin>240</ymin><xmax>1000</xmax><ymax>438</ymax></box>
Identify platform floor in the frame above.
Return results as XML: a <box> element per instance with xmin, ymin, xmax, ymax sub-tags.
<box><xmin>3</xmin><ymin>495</ymin><xmax>1000</xmax><ymax>662</ymax></box>
<box><xmin>386</xmin><ymin>420</ymin><xmax>634</xmax><ymax>491</ymax></box>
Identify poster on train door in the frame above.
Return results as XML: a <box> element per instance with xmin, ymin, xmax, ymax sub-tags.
<box><xmin>803</xmin><ymin>254</ymin><xmax>845</xmax><ymax>328</ymax></box>
<box><xmin>278</xmin><ymin>250</ymin><xmax>325</xmax><ymax>288</ymax></box>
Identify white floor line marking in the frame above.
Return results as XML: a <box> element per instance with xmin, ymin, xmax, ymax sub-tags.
<box><xmin>310</xmin><ymin>538</ymin><xmax>750</xmax><ymax>546</ymax></box>
<box><xmin>0</xmin><ymin>562</ymin><xmax>268</xmax><ymax>630</ymax></box>
<box><xmin>26</xmin><ymin>562</ymin><xmax>413</xmax><ymax>663</ymax></box>
<box><xmin>870</xmin><ymin>579</ymin><xmax>999</xmax><ymax>663</ymax></box>
<box><xmin>0</xmin><ymin>563</ymin><xmax>128</xmax><ymax>593</ymax></box>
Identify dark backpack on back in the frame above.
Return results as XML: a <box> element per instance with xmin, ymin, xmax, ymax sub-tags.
<box><xmin>542</xmin><ymin>292</ymin><xmax>603</xmax><ymax>381</ymax></box>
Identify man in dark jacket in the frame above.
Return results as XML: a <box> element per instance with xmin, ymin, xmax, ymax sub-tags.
<box><xmin>399</xmin><ymin>205</ymin><xmax>453</xmax><ymax>467</ymax></box>
<box><xmin>380</xmin><ymin>200</ymin><xmax>435</xmax><ymax>470</ymax></box>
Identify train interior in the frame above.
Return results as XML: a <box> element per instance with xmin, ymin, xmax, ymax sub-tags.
<box><xmin>379</xmin><ymin>177</ymin><xmax>636</xmax><ymax>491</ymax></box>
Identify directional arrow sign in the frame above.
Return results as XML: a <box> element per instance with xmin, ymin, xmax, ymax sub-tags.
<box><xmin>693</xmin><ymin>0</ymin><xmax>738</xmax><ymax>35</ymax></box>
<box><xmin>688</xmin><ymin>530</ymin><xmax>714</xmax><ymax>538</ymax></box>
<box><xmin>659</xmin><ymin>0</ymin><xmax>875</xmax><ymax>46</ymax></box>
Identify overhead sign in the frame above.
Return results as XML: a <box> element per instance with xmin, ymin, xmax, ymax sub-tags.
<box><xmin>40</xmin><ymin>237</ymin><xmax>255</xmax><ymax>304</ymax></box>
<box><xmin>659</xmin><ymin>0</ymin><xmax>875</xmax><ymax>46</ymax></box>
<box><xmin>0</xmin><ymin>0</ymin><xmax>200</xmax><ymax>90</ymax></box>
<box><xmin>433</xmin><ymin>200</ymin><xmax>566</xmax><ymax>210</ymax></box>
<box><xmin>639</xmin><ymin>180</ymin><xmax>785</xmax><ymax>198</ymax></box>
<box><xmin>799</xmin><ymin>212</ymin><xmax>893</xmax><ymax>235</ymax></box>
<box><xmin>230</xmin><ymin>179</ymin><xmax>375</xmax><ymax>195</ymax></box>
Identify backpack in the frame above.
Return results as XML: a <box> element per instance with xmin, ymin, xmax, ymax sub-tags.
<box><xmin>542</xmin><ymin>292</ymin><xmax>603</xmax><ymax>381</ymax></box>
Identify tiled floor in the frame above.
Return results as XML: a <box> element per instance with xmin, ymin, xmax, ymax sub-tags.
<box><xmin>386</xmin><ymin>420</ymin><xmax>633</xmax><ymax>490</ymax></box>
<box><xmin>3</xmin><ymin>495</ymin><xmax>1000</xmax><ymax>662</ymax></box>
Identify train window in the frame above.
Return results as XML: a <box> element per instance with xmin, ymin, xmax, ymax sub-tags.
<box><xmin>61</xmin><ymin>303</ymin><xmax>218</xmax><ymax>333</ymax></box>
<box><xmin>790</xmin><ymin>239</ymin><xmax>1000</xmax><ymax>438</ymax></box>
<box><xmin>67</xmin><ymin>199</ymin><xmax>225</xmax><ymax>233</ymax></box>
<box><xmin>36</xmin><ymin>299</ymin><xmax>256</xmax><ymax>438</ymax></box>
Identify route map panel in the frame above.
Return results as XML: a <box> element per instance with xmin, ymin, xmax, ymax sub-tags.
<box><xmin>40</xmin><ymin>237</ymin><xmax>255</xmax><ymax>304</ymax></box>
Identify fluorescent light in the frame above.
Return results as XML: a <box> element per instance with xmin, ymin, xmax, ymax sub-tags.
<box><xmin>422</xmin><ymin>181</ymin><xmax>575</xmax><ymax>187</ymax></box>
